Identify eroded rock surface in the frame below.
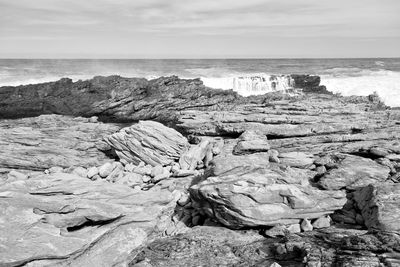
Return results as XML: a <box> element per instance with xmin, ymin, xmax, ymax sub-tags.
<box><xmin>0</xmin><ymin>115</ymin><xmax>119</xmax><ymax>171</ymax></box>
<box><xmin>0</xmin><ymin>173</ymin><xmax>178</xmax><ymax>266</ymax></box>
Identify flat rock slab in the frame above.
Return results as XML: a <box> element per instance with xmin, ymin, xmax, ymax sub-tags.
<box><xmin>354</xmin><ymin>183</ymin><xmax>400</xmax><ymax>232</ymax></box>
<box><xmin>105</xmin><ymin>120</ymin><xmax>190</xmax><ymax>166</ymax></box>
<box><xmin>318</xmin><ymin>154</ymin><xmax>390</xmax><ymax>190</ymax></box>
<box><xmin>0</xmin><ymin>115</ymin><xmax>119</xmax><ymax>171</ymax></box>
<box><xmin>0</xmin><ymin>173</ymin><xmax>175</xmax><ymax>266</ymax></box>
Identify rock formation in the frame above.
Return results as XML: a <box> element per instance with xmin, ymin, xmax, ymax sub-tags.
<box><xmin>1</xmin><ymin>75</ymin><xmax>400</xmax><ymax>266</ymax></box>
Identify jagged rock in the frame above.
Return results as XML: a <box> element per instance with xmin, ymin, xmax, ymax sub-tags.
<box><xmin>354</xmin><ymin>183</ymin><xmax>400</xmax><ymax>232</ymax></box>
<box><xmin>312</xmin><ymin>216</ymin><xmax>331</xmax><ymax>229</ymax></box>
<box><xmin>105</xmin><ymin>121</ymin><xmax>190</xmax><ymax>166</ymax></box>
<box><xmin>279</xmin><ymin>152</ymin><xmax>314</xmax><ymax>168</ymax></box>
<box><xmin>318</xmin><ymin>154</ymin><xmax>390</xmax><ymax>190</ymax></box>
<box><xmin>179</xmin><ymin>140</ymin><xmax>211</xmax><ymax>170</ymax></box>
<box><xmin>98</xmin><ymin>162</ymin><xmax>115</xmax><ymax>178</ymax></box>
<box><xmin>233</xmin><ymin>131</ymin><xmax>270</xmax><ymax>155</ymax></box>
<box><xmin>0</xmin><ymin>115</ymin><xmax>119</xmax><ymax>171</ymax></box>
<box><xmin>189</xmin><ymin>166</ymin><xmax>346</xmax><ymax>229</ymax></box>
<box><xmin>177</xmin><ymin>193</ymin><xmax>191</xmax><ymax>206</ymax></box>
<box><xmin>268</xmin><ymin>149</ymin><xmax>280</xmax><ymax>163</ymax></box>
<box><xmin>0</xmin><ymin>173</ymin><xmax>176</xmax><ymax>266</ymax></box>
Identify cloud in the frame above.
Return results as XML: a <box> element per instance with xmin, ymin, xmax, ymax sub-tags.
<box><xmin>0</xmin><ymin>0</ymin><xmax>399</xmax><ymax>57</ymax></box>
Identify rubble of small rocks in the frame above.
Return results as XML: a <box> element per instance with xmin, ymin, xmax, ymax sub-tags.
<box><xmin>1</xmin><ymin>76</ymin><xmax>400</xmax><ymax>266</ymax></box>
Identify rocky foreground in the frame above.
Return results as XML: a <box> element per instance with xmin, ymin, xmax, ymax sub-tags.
<box><xmin>0</xmin><ymin>76</ymin><xmax>400</xmax><ymax>267</ymax></box>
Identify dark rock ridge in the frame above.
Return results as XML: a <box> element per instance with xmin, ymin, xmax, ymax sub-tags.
<box><xmin>0</xmin><ymin>74</ymin><xmax>329</xmax><ymax>122</ymax></box>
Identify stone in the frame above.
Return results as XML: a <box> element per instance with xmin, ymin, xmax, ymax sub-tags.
<box><xmin>268</xmin><ymin>149</ymin><xmax>280</xmax><ymax>163</ymax></box>
<box><xmin>354</xmin><ymin>183</ymin><xmax>400</xmax><ymax>232</ymax></box>
<box><xmin>179</xmin><ymin>140</ymin><xmax>210</xmax><ymax>171</ymax></box>
<box><xmin>315</xmin><ymin>165</ymin><xmax>326</xmax><ymax>175</ymax></box>
<box><xmin>91</xmin><ymin>174</ymin><xmax>101</xmax><ymax>181</ymax></box>
<box><xmin>318</xmin><ymin>154</ymin><xmax>390</xmax><ymax>190</ymax></box>
<box><xmin>369</xmin><ymin>147</ymin><xmax>389</xmax><ymax>157</ymax></box>
<box><xmin>151</xmin><ymin>165</ymin><xmax>164</xmax><ymax>178</ymax></box>
<box><xmin>279</xmin><ymin>152</ymin><xmax>314</xmax><ymax>168</ymax></box>
<box><xmin>312</xmin><ymin>216</ymin><xmax>331</xmax><ymax>229</ymax></box>
<box><xmin>134</xmin><ymin>165</ymin><xmax>153</xmax><ymax>176</ymax></box>
<box><xmin>301</xmin><ymin>219</ymin><xmax>313</xmax><ymax>232</ymax></box>
<box><xmin>7</xmin><ymin>170</ymin><xmax>28</xmax><ymax>181</ymax></box>
<box><xmin>142</xmin><ymin>175</ymin><xmax>151</xmax><ymax>183</ymax></box>
<box><xmin>86</xmin><ymin>166</ymin><xmax>99</xmax><ymax>179</ymax></box>
<box><xmin>269</xmin><ymin>263</ymin><xmax>282</xmax><ymax>267</ymax></box>
<box><xmin>72</xmin><ymin>166</ymin><xmax>87</xmax><ymax>178</ymax></box>
<box><xmin>104</xmin><ymin>121</ymin><xmax>190</xmax><ymax>166</ymax></box>
<box><xmin>0</xmin><ymin>173</ymin><xmax>175</xmax><ymax>266</ymax></box>
<box><xmin>48</xmin><ymin>166</ymin><xmax>64</xmax><ymax>174</ymax></box>
<box><xmin>286</xmin><ymin>223</ymin><xmax>301</xmax><ymax>233</ymax></box>
<box><xmin>0</xmin><ymin>115</ymin><xmax>119</xmax><ymax>171</ymax></box>
<box><xmin>233</xmin><ymin>131</ymin><xmax>270</xmax><ymax>155</ymax></box>
<box><xmin>98</xmin><ymin>162</ymin><xmax>115</xmax><ymax>178</ymax></box>
<box><xmin>177</xmin><ymin>193</ymin><xmax>191</xmax><ymax>206</ymax></box>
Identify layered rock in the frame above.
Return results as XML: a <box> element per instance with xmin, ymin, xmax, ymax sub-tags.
<box><xmin>354</xmin><ymin>183</ymin><xmax>400</xmax><ymax>232</ymax></box>
<box><xmin>0</xmin><ymin>173</ymin><xmax>179</xmax><ymax>266</ymax></box>
<box><xmin>104</xmin><ymin>120</ymin><xmax>190</xmax><ymax>166</ymax></box>
<box><xmin>0</xmin><ymin>114</ymin><xmax>119</xmax><ymax>171</ymax></box>
<box><xmin>190</xmin><ymin>148</ymin><xmax>346</xmax><ymax>229</ymax></box>
<box><xmin>318</xmin><ymin>154</ymin><xmax>390</xmax><ymax>190</ymax></box>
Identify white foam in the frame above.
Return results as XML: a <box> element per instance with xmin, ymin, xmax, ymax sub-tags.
<box><xmin>201</xmin><ymin>74</ymin><xmax>294</xmax><ymax>96</ymax></box>
<box><xmin>321</xmin><ymin>70</ymin><xmax>400</xmax><ymax>107</ymax></box>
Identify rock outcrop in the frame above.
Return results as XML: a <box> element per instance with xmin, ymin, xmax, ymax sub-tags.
<box><xmin>0</xmin><ymin>114</ymin><xmax>119</xmax><ymax>171</ymax></box>
<box><xmin>354</xmin><ymin>183</ymin><xmax>400</xmax><ymax>232</ymax></box>
<box><xmin>104</xmin><ymin>120</ymin><xmax>190</xmax><ymax>166</ymax></box>
<box><xmin>190</xmin><ymin>167</ymin><xmax>346</xmax><ymax>228</ymax></box>
<box><xmin>1</xmin><ymin>75</ymin><xmax>400</xmax><ymax>267</ymax></box>
<box><xmin>0</xmin><ymin>173</ymin><xmax>179</xmax><ymax>266</ymax></box>
<box><xmin>318</xmin><ymin>154</ymin><xmax>390</xmax><ymax>190</ymax></box>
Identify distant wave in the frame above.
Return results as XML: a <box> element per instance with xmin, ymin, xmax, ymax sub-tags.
<box><xmin>321</xmin><ymin>69</ymin><xmax>400</xmax><ymax>107</ymax></box>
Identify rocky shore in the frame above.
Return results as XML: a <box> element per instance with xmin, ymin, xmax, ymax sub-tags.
<box><xmin>1</xmin><ymin>75</ymin><xmax>399</xmax><ymax>267</ymax></box>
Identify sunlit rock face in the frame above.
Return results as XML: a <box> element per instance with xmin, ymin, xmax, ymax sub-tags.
<box><xmin>233</xmin><ymin>75</ymin><xmax>294</xmax><ymax>96</ymax></box>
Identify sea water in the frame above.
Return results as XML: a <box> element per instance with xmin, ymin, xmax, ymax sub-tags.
<box><xmin>1</xmin><ymin>58</ymin><xmax>400</xmax><ymax>107</ymax></box>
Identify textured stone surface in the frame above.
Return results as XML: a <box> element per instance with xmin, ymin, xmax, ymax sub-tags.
<box><xmin>232</xmin><ymin>130</ymin><xmax>270</xmax><ymax>155</ymax></box>
<box><xmin>0</xmin><ymin>115</ymin><xmax>119</xmax><ymax>171</ymax></box>
<box><xmin>190</xmin><ymin>167</ymin><xmax>346</xmax><ymax>229</ymax></box>
<box><xmin>354</xmin><ymin>183</ymin><xmax>400</xmax><ymax>232</ymax></box>
<box><xmin>0</xmin><ymin>173</ymin><xmax>177</xmax><ymax>266</ymax></box>
<box><xmin>318</xmin><ymin>154</ymin><xmax>390</xmax><ymax>190</ymax></box>
<box><xmin>104</xmin><ymin>120</ymin><xmax>190</xmax><ymax>166</ymax></box>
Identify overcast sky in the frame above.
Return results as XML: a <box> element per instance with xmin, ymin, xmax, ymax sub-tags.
<box><xmin>0</xmin><ymin>0</ymin><xmax>399</xmax><ymax>58</ymax></box>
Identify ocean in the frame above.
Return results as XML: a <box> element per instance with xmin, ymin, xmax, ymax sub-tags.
<box><xmin>1</xmin><ymin>58</ymin><xmax>400</xmax><ymax>107</ymax></box>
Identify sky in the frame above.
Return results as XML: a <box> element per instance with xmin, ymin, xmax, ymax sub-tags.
<box><xmin>0</xmin><ymin>0</ymin><xmax>399</xmax><ymax>58</ymax></box>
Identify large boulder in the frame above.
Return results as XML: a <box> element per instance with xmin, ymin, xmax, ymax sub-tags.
<box><xmin>104</xmin><ymin>120</ymin><xmax>190</xmax><ymax>166</ymax></box>
<box><xmin>0</xmin><ymin>115</ymin><xmax>119</xmax><ymax>171</ymax></box>
<box><xmin>354</xmin><ymin>183</ymin><xmax>400</xmax><ymax>232</ymax></box>
<box><xmin>318</xmin><ymin>154</ymin><xmax>390</xmax><ymax>190</ymax></box>
<box><xmin>190</xmin><ymin>164</ymin><xmax>346</xmax><ymax>229</ymax></box>
<box><xmin>0</xmin><ymin>173</ymin><xmax>176</xmax><ymax>266</ymax></box>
